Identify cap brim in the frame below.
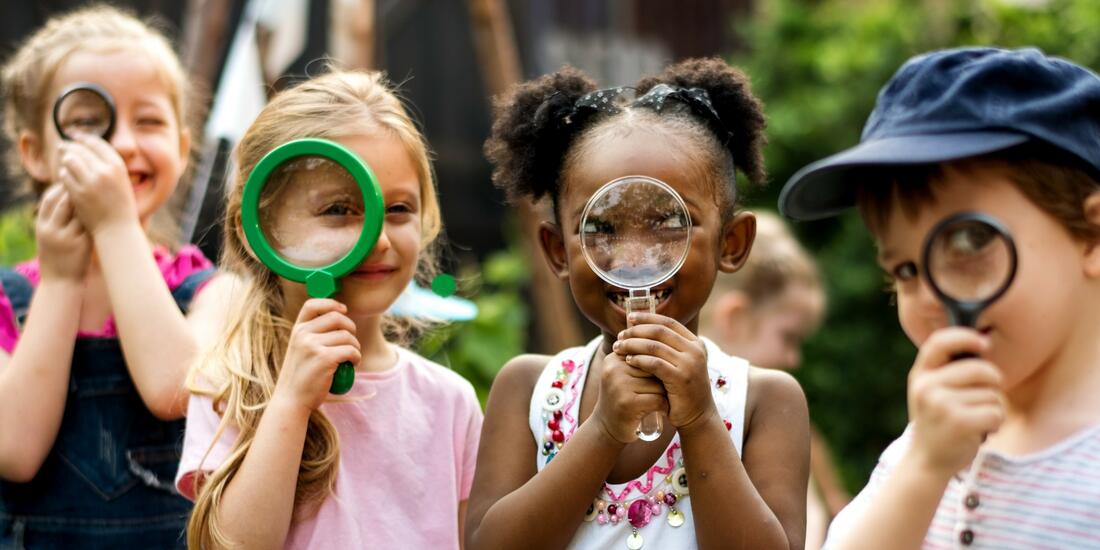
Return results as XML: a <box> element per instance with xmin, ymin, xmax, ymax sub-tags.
<box><xmin>778</xmin><ymin>132</ymin><xmax>1031</xmax><ymax>221</ymax></box>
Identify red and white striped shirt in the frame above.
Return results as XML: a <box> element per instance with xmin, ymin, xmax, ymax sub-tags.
<box><xmin>826</xmin><ymin>423</ymin><xmax>1100</xmax><ymax>550</ymax></box>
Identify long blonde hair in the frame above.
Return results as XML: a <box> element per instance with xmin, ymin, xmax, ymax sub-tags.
<box><xmin>0</xmin><ymin>4</ymin><xmax>195</xmax><ymax>245</ymax></box>
<box><xmin>186</xmin><ymin>69</ymin><xmax>442</xmax><ymax>549</ymax></box>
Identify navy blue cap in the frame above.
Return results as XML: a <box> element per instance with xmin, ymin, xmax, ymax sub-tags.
<box><xmin>779</xmin><ymin>47</ymin><xmax>1100</xmax><ymax>221</ymax></box>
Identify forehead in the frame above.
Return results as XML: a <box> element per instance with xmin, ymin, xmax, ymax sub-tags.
<box><xmin>50</xmin><ymin>48</ymin><xmax>174</xmax><ymax>108</ymax></box>
<box><xmin>562</xmin><ymin>126</ymin><xmax>714</xmax><ymax>211</ymax></box>
<box><xmin>335</xmin><ymin>133</ymin><xmax>421</xmax><ymax>198</ymax></box>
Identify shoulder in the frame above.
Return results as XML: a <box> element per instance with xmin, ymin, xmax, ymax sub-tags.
<box><xmin>746</xmin><ymin>366</ymin><xmax>808</xmax><ymax>415</ymax></box>
<box><xmin>399</xmin><ymin>347</ymin><xmax>481</xmax><ymax>404</ymax></box>
<box><xmin>483</xmin><ymin>353</ymin><xmax>553</xmax><ymax>412</ymax></box>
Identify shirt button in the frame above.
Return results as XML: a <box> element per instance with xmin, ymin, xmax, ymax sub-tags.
<box><xmin>965</xmin><ymin>493</ymin><xmax>980</xmax><ymax>509</ymax></box>
<box><xmin>960</xmin><ymin>529</ymin><xmax>975</xmax><ymax>546</ymax></box>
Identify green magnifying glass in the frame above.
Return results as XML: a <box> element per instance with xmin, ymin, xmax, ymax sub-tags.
<box><xmin>241</xmin><ymin>138</ymin><xmax>384</xmax><ymax>394</ymax></box>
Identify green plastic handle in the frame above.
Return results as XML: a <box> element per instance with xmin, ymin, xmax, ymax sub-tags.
<box><xmin>331</xmin><ymin>362</ymin><xmax>355</xmax><ymax>394</ymax></box>
<box><xmin>240</xmin><ymin>138</ymin><xmax>385</xmax><ymax>396</ymax></box>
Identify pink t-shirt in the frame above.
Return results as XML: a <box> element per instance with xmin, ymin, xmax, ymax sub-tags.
<box><xmin>0</xmin><ymin>245</ymin><xmax>212</xmax><ymax>353</ymax></box>
<box><xmin>175</xmin><ymin>346</ymin><xmax>483</xmax><ymax>549</ymax></box>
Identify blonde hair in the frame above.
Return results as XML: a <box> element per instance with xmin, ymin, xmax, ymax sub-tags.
<box><xmin>709</xmin><ymin>210</ymin><xmax>822</xmax><ymax>309</ymax></box>
<box><xmin>186</xmin><ymin>69</ymin><xmax>442</xmax><ymax>549</ymax></box>
<box><xmin>0</xmin><ymin>4</ymin><xmax>195</xmax><ymax>245</ymax></box>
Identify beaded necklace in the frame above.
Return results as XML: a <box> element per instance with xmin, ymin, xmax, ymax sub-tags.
<box><xmin>537</xmin><ymin>351</ymin><xmax>733</xmax><ymax>549</ymax></box>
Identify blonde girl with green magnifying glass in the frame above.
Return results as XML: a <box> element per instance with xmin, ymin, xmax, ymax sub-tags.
<box><xmin>177</xmin><ymin>69</ymin><xmax>482</xmax><ymax>549</ymax></box>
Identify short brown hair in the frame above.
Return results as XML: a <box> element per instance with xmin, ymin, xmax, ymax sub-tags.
<box><xmin>857</xmin><ymin>143</ymin><xmax>1100</xmax><ymax>243</ymax></box>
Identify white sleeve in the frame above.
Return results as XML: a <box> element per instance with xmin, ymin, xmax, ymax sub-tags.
<box><xmin>821</xmin><ymin>426</ymin><xmax>913</xmax><ymax>549</ymax></box>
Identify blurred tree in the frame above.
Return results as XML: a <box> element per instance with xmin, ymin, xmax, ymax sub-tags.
<box><xmin>731</xmin><ymin>0</ymin><xmax>1100</xmax><ymax>491</ymax></box>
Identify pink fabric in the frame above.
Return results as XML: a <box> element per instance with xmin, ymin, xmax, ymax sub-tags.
<box><xmin>176</xmin><ymin>346</ymin><xmax>483</xmax><ymax>549</ymax></box>
<box><xmin>0</xmin><ymin>286</ymin><xmax>15</xmax><ymax>354</ymax></box>
<box><xmin>11</xmin><ymin>245</ymin><xmax>212</xmax><ymax>340</ymax></box>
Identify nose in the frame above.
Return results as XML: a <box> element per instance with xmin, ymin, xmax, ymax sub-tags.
<box><xmin>366</xmin><ymin>223</ymin><xmax>393</xmax><ymax>259</ymax></box>
<box><xmin>109</xmin><ymin>117</ymin><xmax>137</xmax><ymax>159</ymax></box>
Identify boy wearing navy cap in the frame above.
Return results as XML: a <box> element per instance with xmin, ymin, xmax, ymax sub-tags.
<box><xmin>780</xmin><ymin>47</ymin><xmax>1100</xmax><ymax>549</ymax></box>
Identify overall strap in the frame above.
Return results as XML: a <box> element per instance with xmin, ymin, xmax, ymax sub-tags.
<box><xmin>0</xmin><ymin>268</ymin><xmax>32</xmax><ymax>327</ymax></box>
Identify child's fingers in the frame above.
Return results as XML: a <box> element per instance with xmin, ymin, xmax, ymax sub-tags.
<box><xmin>298</xmin><ymin>310</ymin><xmax>358</xmax><ymax>337</ymax></box>
<box><xmin>50</xmin><ymin>189</ymin><xmax>76</xmax><ymax>226</ymax></box>
<box><xmin>623</xmin><ymin>353</ymin><xmax>677</xmax><ymax>382</ymax></box>
<box><xmin>310</xmin><ymin>329</ymin><xmax>361</xmax><ymax>351</ymax></box>
<box><xmin>37</xmin><ymin>184</ymin><xmax>63</xmax><ymax>221</ymax></box>
<box><xmin>921</xmin><ymin>358</ymin><xmax>1002</xmax><ymax>390</ymax></box>
<box><xmin>624</xmin><ymin>314</ymin><xmax>690</xmax><ymax>338</ymax></box>
<box><xmin>614</xmin><ymin>336</ymin><xmax>679</xmax><ymax>366</ymax></box>
<box><xmin>294</xmin><ymin>298</ymin><xmax>349</xmax><ymax>324</ymax></box>
<box><xmin>627</xmin><ymin>377</ymin><xmax>666</xmax><ymax>396</ymax></box>
<box><xmin>636</xmin><ymin>394</ymin><xmax>670</xmax><ymax>418</ymax></box>
<box><xmin>75</xmin><ymin>133</ymin><xmax>118</xmax><ymax>161</ymax></box>
<box><xmin>952</xmin><ymin>387</ymin><xmax>1004</xmax><ymax>408</ymax></box>
<box><xmin>958</xmin><ymin>404</ymin><xmax>1005</xmax><ymax>435</ymax></box>
<box><xmin>322</xmin><ymin>344</ymin><xmax>361</xmax><ymax>371</ymax></box>
<box><xmin>59</xmin><ymin>144</ymin><xmax>93</xmax><ymax>186</ymax></box>
<box><xmin>914</xmin><ymin>328</ymin><xmax>991</xmax><ymax>372</ymax></box>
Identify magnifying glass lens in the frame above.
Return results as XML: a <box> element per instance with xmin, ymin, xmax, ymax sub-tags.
<box><xmin>580</xmin><ymin>179</ymin><xmax>691</xmax><ymax>288</ymax></box>
<box><xmin>259</xmin><ymin>156</ymin><xmax>365</xmax><ymax>268</ymax></box>
<box><xmin>927</xmin><ymin>219</ymin><xmax>1013</xmax><ymax>303</ymax></box>
<box><xmin>56</xmin><ymin>89</ymin><xmax>112</xmax><ymax>140</ymax></box>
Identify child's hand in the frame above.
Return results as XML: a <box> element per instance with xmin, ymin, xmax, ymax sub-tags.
<box><xmin>615</xmin><ymin>313</ymin><xmax>717</xmax><ymax>432</ymax></box>
<box><xmin>35</xmin><ymin>184</ymin><xmax>91</xmax><ymax>283</ymax></box>
<box><xmin>273</xmin><ymin>299</ymin><xmax>361</xmax><ymax>412</ymax></box>
<box><xmin>593</xmin><ymin>350</ymin><xmax>669</xmax><ymax>444</ymax></box>
<box><xmin>907</xmin><ymin>327</ymin><xmax>1004</xmax><ymax>478</ymax></box>
<box><xmin>56</xmin><ymin>135</ymin><xmax>138</xmax><ymax>235</ymax></box>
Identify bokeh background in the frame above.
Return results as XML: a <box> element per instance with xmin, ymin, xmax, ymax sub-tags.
<box><xmin>2</xmin><ymin>0</ymin><xmax>1098</xmax><ymax>498</ymax></box>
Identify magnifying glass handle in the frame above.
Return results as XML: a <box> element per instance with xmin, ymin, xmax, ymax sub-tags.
<box><xmin>330</xmin><ymin>361</ymin><xmax>355</xmax><ymax>394</ymax></box>
<box><xmin>625</xmin><ymin>293</ymin><xmax>664</xmax><ymax>441</ymax></box>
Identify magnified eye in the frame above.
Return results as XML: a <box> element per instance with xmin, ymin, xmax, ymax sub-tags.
<box><xmin>319</xmin><ymin>201</ymin><xmax>361</xmax><ymax>217</ymax></box>
<box><xmin>948</xmin><ymin>224</ymin><xmax>996</xmax><ymax>254</ymax></box>
<box><xmin>656</xmin><ymin>212</ymin><xmax>688</xmax><ymax>230</ymax></box>
<box><xmin>582</xmin><ymin>218</ymin><xmax>614</xmax><ymax>234</ymax></box>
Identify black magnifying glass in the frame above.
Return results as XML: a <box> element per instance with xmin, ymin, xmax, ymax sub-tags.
<box><xmin>52</xmin><ymin>82</ymin><xmax>116</xmax><ymax>141</ymax></box>
<box><xmin>921</xmin><ymin>211</ymin><xmax>1017</xmax><ymax>336</ymax></box>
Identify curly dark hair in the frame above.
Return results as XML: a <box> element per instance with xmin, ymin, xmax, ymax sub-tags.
<box><xmin>485</xmin><ymin>57</ymin><xmax>767</xmax><ymax>215</ymax></box>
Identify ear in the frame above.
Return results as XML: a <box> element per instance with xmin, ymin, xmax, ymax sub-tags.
<box><xmin>710</xmin><ymin>290</ymin><xmax>752</xmax><ymax>342</ymax></box>
<box><xmin>18</xmin><ymin>130</ymin><xmax>51</xmax><ymax>183</ymax></box>
<box><xmin>1082</xmin><ymin>191</ymin><xmax>1100</xmax><ymax>278</ymax></box>
<box><xmin>538</xmin><ymin>221</ymin><xmax>570</xmax><ymax>280</ymax></box>
<box><xmin>718</xmin><ymin>211</ymin><xmax>756</xmax><ymax>273</ymax></box>
<box><xmin>178</xmin><ymin>127</ymin><xmax>192</xmax><ymax>169</ymax></box>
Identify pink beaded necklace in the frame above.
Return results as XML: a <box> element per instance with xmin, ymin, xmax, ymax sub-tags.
<box><xmin>537</xmin><ymin>352</ymin><xmax>733</xmax><ymax>549</ymax></box>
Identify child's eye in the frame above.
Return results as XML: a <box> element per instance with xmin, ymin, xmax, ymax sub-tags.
<box><xmin>582</xmin><ymin>219</ymin><xmax>614</xmax><ymax>234</ymax></box>
<box><xmin>320</xmin><ymin>202</ymin><xmax>359</xmax><ymax>216</ymax></box>
<box><xmin>656</xmin><ymin>212</ymin><xmax>688</xmax><ymax>230</ymax></box>
<box><xmin>387</xmin><ymin>203</ymin><xmax>413</xmax><ymax>215</ymax></box>
<box><xmin>892</xmin><ymin>261</ymin><xmax>918</xmax><ymax>282</ymax></box>
<box><xmin>138</xmin><ymin>117</ymin><xmax>166</xmax><ymax>127</ymax></box>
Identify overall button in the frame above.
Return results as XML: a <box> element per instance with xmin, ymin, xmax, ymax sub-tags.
<box><xmin>965</xmin><ymin>493</ymin><xmax>980</xmax><ymax>510</ymax></box>
<box><xmin>960</xmin><ymin>529</ymin><xmax>975</xmax><ymax>546</ymax></box>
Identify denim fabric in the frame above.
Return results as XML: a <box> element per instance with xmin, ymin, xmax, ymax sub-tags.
<box><xmin>0</xmin><ymin>268</ymin><xmax>213</xmax><ymax>549</ymax></box>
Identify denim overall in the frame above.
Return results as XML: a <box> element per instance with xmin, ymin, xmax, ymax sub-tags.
<box><xmin>0</xmin><ymin>267</ymin><xmax>213</xmax><ymax>549</ymax></box>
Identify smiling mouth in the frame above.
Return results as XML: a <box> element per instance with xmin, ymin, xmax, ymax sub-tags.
<box><xmin>608</xmin><ymin>287</ymin><xmax>671</xmax><ymax>310</ymax></box>
<box><xmin>130</xmin><ymin>174</ymin><xmax>151</xmax><ymax>187</ymax></box>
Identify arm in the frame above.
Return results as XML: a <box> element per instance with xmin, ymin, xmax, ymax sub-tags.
<box><xmin>464</xmin><ymin>355</ymin><xmax>624</xmax><ymax>550</ymax></box>
<box><xmin>679</xmin><ymin>369</ymin><xmax>809</xmax><ymax>550</ymax></box>
<box><xmin>0</xmin><ymin>279</ymin><xmax>82</xmax><ymax>481</ymax></box>
<box><xmin>618</xmin><ymin>313</ymin><xmax>810</xmax><ymax>550</ymax></box>
<box><xmin>810</xmin><ymin>426</ymin><xmax>852</xmax><ymax>516</ymax></box>
<box><xmin>0</xmin><ymin>185</ymin><xmax>89</xmax><ymax>481</ymax></box>
<box><xmin>213</xmin><ymin>298</ymin><xmax>360</xmax><ymax>548</ymax></box>
<box><xmin>825</xmin><ymin>328</ymin><xmax>1002</xmax><ymax>550</ymax></box>
<box><xmin>465</xmin><ymin>352</ymin><xmax>667</xmax><ymax>549</ymax></box>
<box><xmin>58</xmin><ymin>136</ymin><xmax>201</xmax><ymax>420</ymax></box>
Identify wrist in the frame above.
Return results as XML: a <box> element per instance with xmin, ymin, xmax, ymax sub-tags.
<box><xmin>901</xmin><ymin>444</ymin><xmax>959</xmax><ymax>483</ymax></box>
<box><xmin>268</xmin><ymin>391</ymin><xmax>314</xmax><ymax>423</ymax></box>
<box><xmin>676</xmin><ymin>408</ymin><xmax>722</xmax><ymax>440</ymax></box>
<box><xmin>35</xmin><ymin>275</ymin><xmax>84</xmax><ymax>294</ymax></box>
<box><xmin>90</xmin><ymin>216</ymin><xmax>140</xmax><ymax>241</ymax></box>
<box><xmin>585</xmin><ymin>415</ymin><xmax>630</xmax><ymax>450</ymax></box>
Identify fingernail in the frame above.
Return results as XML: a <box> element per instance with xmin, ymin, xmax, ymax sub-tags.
<box><xmin>617</xmin><ymin>330</ymin><xmax>625</xmax><ymax>340</ymax></box>
<box><xmin>628</xmin><ymin>313</ymin><xmax>638</xmax><ymax>322</ymax></box>
<box><xmin>612</xmin><ymin>341</ymin><xmax>620</xmax><ymax>351</ymax></box>
<box><xmin>625</xmin><ymin>355</ymin><xmax>633</xmax><ymax>363</ymax></box>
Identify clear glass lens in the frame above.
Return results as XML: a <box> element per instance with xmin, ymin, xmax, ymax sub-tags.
<box><xmin>258</xmin><ymin>156</ymin><xmax>364</xmax><ymax>268</ymax></box>
<box><xmin>580</xmin><ymin>176</ymin><xmax>692</xmax><ymax>289</ymax></box>
<box><xmin>55</xmin><ymin>89</ymin><xmax>112</xmax><ymax>139</ymax></box>
<box><xmin>927</xmin><ymin>219</ymin><xmax>1013</xmax><ymax>302</ymax></box>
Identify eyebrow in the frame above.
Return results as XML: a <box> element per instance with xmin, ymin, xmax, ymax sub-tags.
<box><xmin>876</xmin><ymin>248</ymin><xmax>894</xmax><ymax>266</ymax></box>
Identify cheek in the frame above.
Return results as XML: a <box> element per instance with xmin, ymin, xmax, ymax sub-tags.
<box><xmin>895</xmin><ymin>293</ymin><xmax>932</xmax><ymax>347</ymax></box>
<box><xmin>388</xmin><ymin>220</ymin><xmax>422</xmax><ymax>264</ymax></box>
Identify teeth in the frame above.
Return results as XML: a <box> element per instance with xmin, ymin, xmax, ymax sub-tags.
<box><xmin>609</xmin><ymin>289</ymin><xmax>671</xmax><ymax>309</ymax></box>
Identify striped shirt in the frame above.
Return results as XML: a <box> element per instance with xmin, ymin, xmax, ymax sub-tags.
<box><xmin>825</xmin><ymin>423</ymin><xmax>1100</xmax><ymax>549</ymax></box>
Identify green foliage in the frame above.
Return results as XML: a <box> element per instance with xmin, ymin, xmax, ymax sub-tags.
<box><xmin>417</xmin><ymin>246</ymin><xmax>530</xmax><ymax>405</ymax></box>
<box><xmin>0</xmin><ymin>206</ymin><xmax>35</xmax><ymax>266</ymax></box>
<box><xmin>732</xmin><ymin>0</ymin><xmax>1100</xmax><ymax>491</ymax></box>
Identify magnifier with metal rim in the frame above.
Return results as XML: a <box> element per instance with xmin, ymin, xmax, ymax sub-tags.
<box><xmin>53</xmin><ymin>82</ymin><xmax>116</xmax><ymax>141</ymax></box>
<box><xmin>241</xmin><ymin>138</ymin><xmax>384</xmax><ymax>395</ymax></box>
<box><xmin>580</xmin><ymin>175</ymin><xmax>693</xmax><ymax>441</ymax></box>
<box><xmin>921</xmin><ymin>211</ymin><xmax>1017</xmax><ymax>336</ymax></box>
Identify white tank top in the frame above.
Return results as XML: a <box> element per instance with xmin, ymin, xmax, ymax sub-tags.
<box><xmin>528</xmin><ymin>336</ymin><xmax>750</xmax><ymax>550</ymax></box>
